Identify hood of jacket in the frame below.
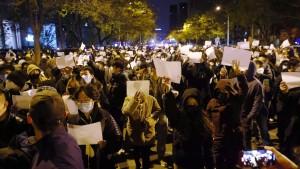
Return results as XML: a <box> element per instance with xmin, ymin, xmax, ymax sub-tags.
<box><xmin>181</xmin><ymin>88</ymin><xmax>202</xmax><ymax>108</ymax></box>
<box><xmin>246</xmin><ymin>61</ymin><xmax>257</xmax><ymax>81</ymax></box>
<box><xmin>27</xmin><ymin>64</ymin><xmax>41</xmax><ymax>75</ymax></box>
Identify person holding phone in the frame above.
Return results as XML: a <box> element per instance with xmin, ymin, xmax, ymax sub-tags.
<box><xmin>264</xmin><ymin>146</ymin><xmax>298</xmax><ymax>169</ymax></box>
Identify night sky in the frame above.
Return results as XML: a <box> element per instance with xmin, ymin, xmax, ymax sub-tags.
<box><xmin>147</xmin><ymin>0</ymin><xmax>187</xmax><ymax>39</ymax></box>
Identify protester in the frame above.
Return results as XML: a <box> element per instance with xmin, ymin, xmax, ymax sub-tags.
<box><xmin>206</xmin><ymin>79</ymin><xmax>244</xmax><ymax>169</ymax></box>
<box><xmin>26</xmin><ymin>64</ymin><xmax>47</xmax><ymax>88</ymax></box>
<box><xmin>122</xmin><ymin>91</ymin><xmax>161</xmax><ymax>169</ymax></box>
<box><xmin>0</xmin><ymin>42</ymin><xmax>299</xmax><ymax>168</ymax></box>
<box><xmin>80</xmin><ymin>66</ymin><xmax>110</xmax><ymax>110</ymax></box>
<box><xmin>163</xmin><ymin>78</ymin><xmax>214</xmax><ymax>169</ymax></box>
<box><xmin>67</xmin><ymin>84</ymin><xmax>123</xmax><ymax>169</ymax></box>
<box><xmin>0</xmin><ymin>88</ymin><xmax>26</xmax><ymax>148</ymax></box>
<box><xmin>28</xmin><ymin>90</ymin><xmax>84</xmax><ymax>169</ymax></box>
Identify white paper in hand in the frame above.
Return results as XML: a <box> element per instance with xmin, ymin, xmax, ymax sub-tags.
<box><xmin>205</xmin><ymin>41</ymin><xmax>212</xmax><ymax>47</ymax></box>
<box><xmin>65</xmin><ymin>99</ymin><xmax>78</xmax><ymax>114</ymax></box>
<box><xmin>56</xmin><ymin>55</ymin><xmax>75</xmax><ymax>69</ymax></box>
<box><xmin>252</xmin><ymin>40</ymin><xmax>259</xmax><ymax>47</ymax></box>
<box><xmin>57</xmin><ymin>52</ymin><xmax>65</xmax><ymax>57</ymax></box>
<box><xmin>180</xmin><ymin>45</ymin><xmax>190</xmax><ymax>55</ymax></box>
<box><xmin>80</xmin><ymin>43</ymin><xmax>86</xmax><ymax>51</ymax></box>
<box><xmin>153</xmin><ymin>58</ymin><xmax>181</xmax><ymax>84</ymax></box>
<box><xmin>221</xmin><ymin>47</ymin><xmax>252</xmax><ymax>70</ymax></box>
<box><xmin>237</xmin><ymin>42</ymin><xmax>250</xmax><ymax>50</ymax></box>
<box><xmin>187</xmin><ymin>52</ymin><xmax>202</xmax><ymax>63</ymax></box>
<box><xmin>67</xmin><ymin>122</ymin><xmax>103</xmax><ymax>145</ymax></box>
<box><xmin>281</xmin><ymin>72</ymin><xmax>300</xmax><ymax>89</ymax></box>
<box><xmin>206</xmin><ymin>47</ymin><xmax>216</xmax><ymax>60</ymax></box>
<box><xmin>281</xmin><ymin>40</ymin><xmax>290</xmax><ymax>49</ymax></box>
<box><xmin>20</xmin><ymin>89</ymin><xmax>37</xmax><ymax>96</ymax></box>
<box><xmin>127</xmin><ymin>80</ymin><xmax>150</xmax><ymax>96</ymax></box>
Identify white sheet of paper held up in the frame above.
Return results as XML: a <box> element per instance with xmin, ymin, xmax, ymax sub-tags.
<box><xmin>153</xmin><ymin>58</ymin><xmax>181</xmax><ymax>84</ymax></box>
<box><xmin>67</xmin><ymin>122</ymin><xmax>103</xmax><ymax>145</ymax></box>
<box><xmin>127</xmin><ymin>80</ymin><xmax>150</xmax><ymax>96</ymax></box>
<box><xmin>281</xmin><ymin>72</ymin><xmax>300</xmax><ymax>89</ymax></box>
<box><xmin>187</xmin><ymin>52</ymin><xmax>202</xmax><ymax>63</ymax></box>
<box><xmin>221</xmin><ymin>47</ymin><xmax>252</xmax><ymax>70</ymax></box>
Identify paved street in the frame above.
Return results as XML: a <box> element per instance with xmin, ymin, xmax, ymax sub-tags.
<box><xmin>116</xmin><ymin>123</ymin><xmax>279</xmax><ymax>169</ymax></box>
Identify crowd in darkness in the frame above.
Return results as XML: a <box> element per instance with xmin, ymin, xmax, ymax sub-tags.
<box><xmin>0</xmin><ymin>44</ymin><xmax>299</xmax><ymax>169</ymax></box>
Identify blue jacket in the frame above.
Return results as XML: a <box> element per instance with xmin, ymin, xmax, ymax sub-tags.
<box><xmin>31</xmin><ymin>127</ymin><xmax>84</xmax><ymax>169</ymax></box>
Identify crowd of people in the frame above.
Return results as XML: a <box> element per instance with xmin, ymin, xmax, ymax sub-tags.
<box><xmin>0</xmin><ymin>44</ymin><xmax>299</xmax><ymax>169</ymax></box>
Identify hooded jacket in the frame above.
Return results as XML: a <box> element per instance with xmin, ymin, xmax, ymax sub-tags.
<box><xmin>241</xmin><ymin>61</ymin><xmax>264</xmax><ymax>119</ymax></box>
<box><xmin>163</xmin><ymin>88</ymin><xmax>213</xmax><ymax>169</ymax></box>
<box><xmin>206</xmin><ymin>79</ymin><xmax>244</xmax><ymax>153</ymax></box>
<box><xmin>26</xmin><ymin>64</ymin><xmax>47</xmax><ymax>88</ymax></box>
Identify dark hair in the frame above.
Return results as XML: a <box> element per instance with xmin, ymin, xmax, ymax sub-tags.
<box><xmin>80</xmin><ymin>66</ymin><xmax>94</xmax><ymax>75</ymax></box>
<box><xmin>112</xmin><ymin>60</ymin><xmax>124</xmax><ymax>70</ymax></box>
<box><xmin>74</xmin><ymin>84</ymin><xmax>100</xmax><ymax>101</ymax></box>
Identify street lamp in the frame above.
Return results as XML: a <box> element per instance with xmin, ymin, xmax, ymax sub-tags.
<box><xmin>216</xmin><ymin>6</ymin><xmax>230</xmax><ymax>46</ymax></box>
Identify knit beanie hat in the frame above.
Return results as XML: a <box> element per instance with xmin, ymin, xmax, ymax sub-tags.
<box><xmin>6</xmin><ymin>70</ymin><xmax>28</xmax><ymax>88</ymax></box>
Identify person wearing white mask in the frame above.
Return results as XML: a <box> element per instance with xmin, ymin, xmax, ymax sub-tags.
<box><xmin>67</xmin><ymin>84</ymin><xmax>123</xmax><ymax>169</ymax></box>
<box><xmin>0</xmin><ymin>88</ymin><xmax>26</xmax><ymax>148</ymax></box>
<box><xmin>80</xmin><ymin>66</ymin><xmax>110</xmax><ymax>110</ymax></box>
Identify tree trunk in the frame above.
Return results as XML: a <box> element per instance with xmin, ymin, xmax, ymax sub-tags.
<box><xmin>34</xmin><ymin>31</ymin><xmax>41</xmax><ymax>66</ymax></box>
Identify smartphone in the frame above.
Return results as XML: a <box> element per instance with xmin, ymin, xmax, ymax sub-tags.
<box><xmin>239</xmin><ymin>150</ymin><xmax>276</xmax><ymax>168</ymax></box>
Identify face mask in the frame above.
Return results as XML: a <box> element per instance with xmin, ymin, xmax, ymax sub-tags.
<box><xmin>217</xmin><ymin>92</ymin><xmax>229</xmax><ymax>103</ymax></box>
<box><xmin>67</xmin><ymin>87</ymin><xmax>77</xmax><ymax>95</ymax></box>
<box><xmin>81</xmin><ymin>75</ymin><xmax>92</xmax><ymax>84</ymax></box>
<box><xmin>5</xmin><ymin>80</ymin><xmax>20</xmax><ymax>90</ymax></box>
<box><xmin>282</xmin><ymin>65</ymin><xmax>287</xmax><ymax>70</ymax></box>
<box><xmin>62</xmin><ymin>74</ymin><xmax>70</xmax><ymax>81</ymax></box>
<box><xmin>78</xmin><ymin>102</ymin><xmax>94</xmax><ymax>113</ymax></box>
<box><xmin>185</xmin><ymin>105</ymin><xmax>199</xmax><ymax>117</ymax></box>
<box><xmin>30</xmin><ymin>74</ymin><xmax>39</xmax><ymax>79</ymax></box>
<box><xmin>136</xmin><ymin>61</ymin><xmax>142</xmax><ymax>66</ymax></box>
<box><xmin>0</xmin><ymin>103</ymin><xmax>7</xmax><ymax>117</ymax></box>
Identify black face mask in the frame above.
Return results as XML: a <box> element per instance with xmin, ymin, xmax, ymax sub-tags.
<box><xmin>217</xmin><ymin>92</ymin><xmax>229</xmax><ymax>103</ymax></box>
<box><xmin>67</xmin><ymin>87</ymin><xmax>77</xmax><ymax>95</ymax></box>
<box><xmin>185</xmin><ymin>105</ymin><xmax>199</xmax><ymax>117</ymax></box>
<box><xmin>30</xmin><ymin>74</ymin><xmax>39</xmax><ymax>79</ymax></box>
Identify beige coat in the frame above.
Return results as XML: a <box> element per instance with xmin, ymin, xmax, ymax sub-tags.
<box><xmin>122</xmin><ymin>92</ymin><xmax>161</xmax><ymax>146</ymax></box>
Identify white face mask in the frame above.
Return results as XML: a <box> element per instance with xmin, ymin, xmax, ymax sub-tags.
<box><xmin>78</xmin><ymin>102</ymin><xmax>94</xmax><ymax>113</ymax></box>
<box><xmin>5</xmin><ymin>80</ymin><xmax>20</xmax><ymax>90</ymax></box>
<box><xmin>81</xmin><ymin>74</ymin><xmax>92</xmax><ymax>84</ymax></box>
<box><xmin>282</xmin><ymin>65</ymin><xmax>287</xmax><ymax>70</ymax></box>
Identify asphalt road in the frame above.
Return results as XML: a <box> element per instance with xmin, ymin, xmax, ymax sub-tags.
<box><xmin>116</xmin><ymin>122</ymin><xmax>279</xmax><ymax>169</ymax></box>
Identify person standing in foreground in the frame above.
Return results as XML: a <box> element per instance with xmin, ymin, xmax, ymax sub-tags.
<box><xmin>162</xmin><ymin>77</ymin><xmax>214</xmax><ymax>169</ymax></box>
<box><xmin>28</xmin><ymin>90</ymin><xmax>84</xmax><ymax>169</ymax></box>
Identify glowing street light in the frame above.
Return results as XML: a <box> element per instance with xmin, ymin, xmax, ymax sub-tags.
<box><xmin>216</xmin><ymin>6</ymin><xmax>230</xmax><ymax>46</ymax></box>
